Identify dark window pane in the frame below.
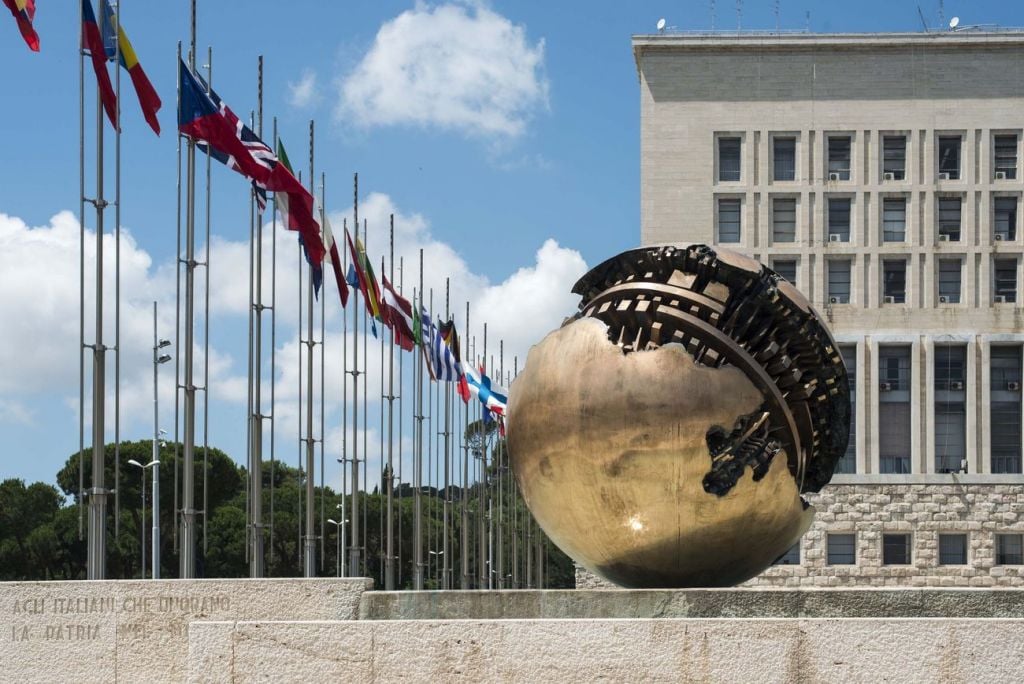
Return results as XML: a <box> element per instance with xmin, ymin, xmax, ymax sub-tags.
<box><xmin>828</xmin><ymin>260</ymin><xmax>851</xmax><ymax>303</ymax></box>
<box><xmin>773</xmin><ymin>542</ymin><xmax>801</xmax><ymax>566</ymax></box>
<box><xmin>938</xmin><ymin>197</ymin><xmax>962</xmax><ymax>241</ymax></box>
<box><xmin>773</xmin><ymin>259</ymin><xmax>797</xmax><ymax>286</ymax></box>
<box><xmin>938</xmin><ymin>260</ymin><xmax>962</xmax><ymax>303</ymax></box>
<box><xmin>774</xmin><ymin>137</ymin><xmax>796</xmax><ymax>181</ymax></box>
<box><xmin>828</xmin><ymin>198</ymin><xmax>851</xmax><ymax>241</ymax></box>
<box><xmin>994</xmin><ymin>197</ymin><xmax>1018</xmax><ymax>241</ymax></box>
<box><xmin>883</xmin><ymin>260</ymin><xmax>907</xmax><ymax>303</ymax></box>
<box><xmin>883</xmin><ymin>197</ymin><xmax>907</xmax><ymax>242</ymax></box>
<box><xmin>994</xmin><ymin>259</ymin><xmax>1017</xmax><ymax>303</ymax></box>
<box><xmin>883</xmin><ymin>136</ymin><xmax>906</xmax><ymax>180</ymax></box>
<box><xmin>827</xmin><ymin>534</ymin><xmax>856</xmax><ymax>565</ymax></box>
<box><xmin>828</xmin><ymin>136</ymin><xmax>851</xmax><ymax>180</ymax></box>
<box><xmin>879</xmin><ymin>346</ymin><xmax>911</xmax><ymax>473</ymax></box>
<box><xmin>997</xmin><ymin>534</ymin><xmax>1023</xmax><ymax>565</ymax></box>
<box><xmin>719</xmin><ymin>137</ymin><xmax>741</xmax><ymax>181</ymax></box>
<box><xmin>773</xmin><ymin>198</ymin><xmax>797</xmax><ymax>242</ymax></box>
<box><xmin>883</xmin><ymin>534</ymin><xmax>911</xmax><ymax>565</ymax></box>
<box><xmin>994</xmin><ymin>135</ymin><xmax>1018</xmax><ymax>180</ymax></box>
<box><xmin>990</xmin><ymin>347</ymin><xmax>1022</xmax><ymax>474</ymax></box>
<box><xmin>939</xmin><ymin>136</ymin><xmax>961</xmax><ymax>180</ymax></box>
<box><xmin>938</xmin><ymin>534</ymin><xmax>967</xmax><ymax>565</ymax></box>
<box><xmin>836</xmin><ymin>345</ymin><xmax>857</xmax><ymax>473</ymax></box>
<box><xmin>718</xmin><ymin>198</ymin><xmax>741</xmax><ymax>243</ymax></box>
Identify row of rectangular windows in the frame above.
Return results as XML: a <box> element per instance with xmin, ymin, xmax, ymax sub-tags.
<box><xmin>834</xmin><ymin>344</ymin><xmax>1022</xmax><ymax>475</ymax></box>
<box><xmin>766</xmin><ymin>254</ymin><xmax>1022</xmax><ymax>306</ymax></box>
<box><xmin>717</xmin><ymin>131</ymin><xmax>1021</xmax><ymax>184</ymax></box>
<box><xmin>715</xmin><ymin>194</ymin><xmax>1020</xmax><ymax>245</ymax></box>
<box><xmin>775</xmin><ymin>532</ymin><xmax>1024</xmax><ymax>567</ymax></box>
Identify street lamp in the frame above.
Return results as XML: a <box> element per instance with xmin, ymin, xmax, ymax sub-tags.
<box><xmin>127</xmin><ymin>458</ymin><xmax>159</xmax><ymax>579</ymax></box>
<box><xmin>327</xmin><ymin>517</ymin><xmax>349</xmax><ymax>578</ymax></box>
<box><xmin>336</xmin><ymin>459</ymin><xmax>349</xmax><ymax>577</ymax></box>
<box><xmin>152</xmin><ymin>301</ymin><xmax>172</xmax><ymax>579</ymax></box>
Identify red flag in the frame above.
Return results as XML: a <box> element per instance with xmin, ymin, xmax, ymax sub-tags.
<box><xmin>3</xmin><ymin>0</ymin><xmax>39</xmax><ymax>52</ymax></box>
<box><xmin>81</xmin><ymin>0</ymin><xmax>118</xmax><ymax>130</ymax></box>
<box><xmin>381</xmin><ymin>276</ymin><xmax>416</xmax><ymax>352</ymax></box>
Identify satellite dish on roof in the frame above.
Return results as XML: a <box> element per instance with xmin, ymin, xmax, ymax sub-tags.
<box><xmin>949</xmin><ymin>16</ymin><xmax>960</xmax><ymax>29</ymax></box>
<box><xmin>657</xmin><ymin>18</ymin><xmax>667</xmax><ymax>32</ymax></box>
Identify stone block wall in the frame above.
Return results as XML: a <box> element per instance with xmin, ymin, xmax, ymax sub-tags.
<box><xmin>576</xmin><ymin>482</ymin><xmax>1024</xmax><ymax>588</ymax></box>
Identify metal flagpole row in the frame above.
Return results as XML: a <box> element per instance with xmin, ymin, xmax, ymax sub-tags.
<box><xmin>385</xmin><ymin>216</ymin><xmax>396</xmax><ymax>590</ymax></box>
<box><xmin>460</xmin><ymin>302</ymin><xmax>471</xmax><ymax>589</ymax></box>
<box><xmin>412</xmin><ymin>248</ymin><xmax>423</xmax><ymax>590</ymax></box>
<box><xmin>201</xmin><ymin>48</ymin><xmax>213</xmax><ymax>560</ymax></box>
<box><xmin>379</xmin><ymin>254</ymin><xmax>386</xmax><ymax>588</ymax></box>
<box><xmin>338</xmin><ymin>215</ymin><xmax>348</xmax><ymax>578</ymax></box>
<box><xmin>269</xmin><ymin>116</ymin><xmax>278</xmax><ymax>572</ymax></box>
<box><xmin>319</xmin><ymin>172</ymin><xmax>327</xmax><ymax>576</ymax></box>
<box><xmin>397</xmin><ymin>257</ymin><xmax>405</xmax><ymax>587</ymax></box>
<box><xmin>347</xmin><ymin>173</ymin><xmax>361</xmax><ymax>578</ymax></box>
<box><xmin>296</xmin><ymin>168</ymin><xmax>303</xmax><ymax>571</ymax></box>
<box><xmin>113</xmin><ymin>0</ymin><xmax>122</xmax><ymax>541</ymax></box>
<box><xmin>302</xmin><ymin>120</ymin><xmax>317</xmax><ymax>578</ymax></box>
<box><xmin>362</xmin><ymin>219</ymin><xmax>369</xmax><ymax>579</ymax></box>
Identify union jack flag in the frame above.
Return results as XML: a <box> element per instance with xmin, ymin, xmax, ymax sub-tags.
<box><xmin>193</xmin><ymin>72</ymin><xmax>272</xmax><ymax>211</ymax></box>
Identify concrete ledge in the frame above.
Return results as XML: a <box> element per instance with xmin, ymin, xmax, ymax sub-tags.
<box><xmin>1</xmin><ymin>578</ymin><xmax>372</xmax><ymax>683</ymax></box>
<box><xmin>360</xmin><ymin>587</ymin><xmax>1024</xmax><ymax>620</ymax></box>
<box><xmin>189</xmin><ymin>617</ymin><xmax>1024</xmax><ymax>683</ymax></box>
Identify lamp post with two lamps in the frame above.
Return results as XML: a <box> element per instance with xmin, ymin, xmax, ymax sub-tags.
<box><xmin>152</xmin><ymin>301</ymin><xmax>172</xmax><ymax>579</ymax></box>
<box><xmin>127</xmin><ymin>458</ymin><xmax>159</xmax><ymax>578</ymax></box>
<box><xmin>327</xmin><ymin>515</ymin><xmax>349</xmax><ymax>578</ymax></box>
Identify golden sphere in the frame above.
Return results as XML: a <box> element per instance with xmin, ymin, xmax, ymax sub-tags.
<box><xmin>507</xmin><ymin>244</ymin><xmax>848</xmax><ymax>588</ymax></box>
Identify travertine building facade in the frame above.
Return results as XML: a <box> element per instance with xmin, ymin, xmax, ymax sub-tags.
<box><xmin>625</xmin><ymin>31</ymin><xmax>1024</xmax><ymax>586</ymax></box>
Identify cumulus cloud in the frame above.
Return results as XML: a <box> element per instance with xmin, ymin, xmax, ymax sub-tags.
<box><xmin>287</xmin><ymin>69</ymin><xmax>320</xmax><ymax>109</ymax></box>
<box><xmin>339</xmin><ymin>1</ymin><xmax>549</xmax><ymax>138</ymax></box>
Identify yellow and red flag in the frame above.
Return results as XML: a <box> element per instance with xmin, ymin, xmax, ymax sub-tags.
<box><xmin>102</xmin><ymin>0</ymin><xmax>161</xmax><ymax>134</ymax></box>
<box><xmin>4</xmin><ymin>0</ymin><xmax>39</xmax><ymax>52</ymax></box>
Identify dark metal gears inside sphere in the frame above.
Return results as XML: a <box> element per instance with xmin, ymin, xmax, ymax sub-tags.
<box><xmin>507</xmin><ymin>244</ymin><xmax>850</xmax><ymax>588</ymax></box>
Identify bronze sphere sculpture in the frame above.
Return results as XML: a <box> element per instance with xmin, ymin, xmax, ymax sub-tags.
<box><xmin>508</xmin><ymin>244</ymin><xmax>850</xmax><ymax>588</ymax></box>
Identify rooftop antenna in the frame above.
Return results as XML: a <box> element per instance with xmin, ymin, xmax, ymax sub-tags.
<box><xmin>736</xmin><ymin>0</ymin><xmax>742</xmax><ymax>30</ymax></box>
<box><xmin>917</xmin><ymin>5</ymin><xmax>930</xmax><ymax>33</ymax></box>
<box><xmin>710</xmin><ymin>0</ymin><xmax>716</xmax><ymax>31</ymax></box>
<box><xmin>949</xmin><ymin>16</ymin><xmax>960</xmax><ymax>31</ymax></box>
<box><xmin>774</xmin><ymin>0</ymin><xmax>780</xmax><ymax>33</ymax></box>
<box><xmin>656</xmin><ymin>17</ymin><xmax>666</xmax><ymax>33</ymax></box>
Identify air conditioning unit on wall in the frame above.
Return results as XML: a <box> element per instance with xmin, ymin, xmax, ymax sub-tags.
<box><xmin>938</xmin><ymin>172</ymin><xmax>951</xmax><ymax>180</ymax></box>
<box><xmin>950</xmin><ymin>381</ymin><xmax>964</xmax><ymax>391</ymax></box>
<box><xmin>938</xmin><ymin>234</ymin><xmax>950</xmax><ymax>242</ymax></box>
<box><xmin>995</xmin><ymin>295</ymin><xmax>1008</xmax><ymax>303</ymax></box>
<box><xmin>829</xmin><ymin>233</ymin><xmax>843</xmax><ymax>242</ymax></box>
<box><xmin>995</xmin><ymin>171</ymin><xmax>1008</xmax><ymax>180</ymax></box>
<box><xmin>884</xmin><ymin>295</ymin><xmax>897</xmax><ymax>304</ymax></box>
<box><xmin>883</xmin><ymin>172</ymin><xmax>895</xmax><ymax>181</ymax></box>
<box><xmin>828</xmin><ymin>172</ymin><xmax>841</xmax><ymax>181</ymax></box>
<box><xmin>880</xmin><ymin>382</ymin><xmax>893</xmax><ymax>391</ymax></box>
<box><xmin>939</xmin><ymin>295</ymin><xmax>949</xmax><ymax>303</ymax></box>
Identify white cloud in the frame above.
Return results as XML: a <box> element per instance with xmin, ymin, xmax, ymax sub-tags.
<box><xmin>287</xmin><ymin>69</ymin><xmax>320</xmax><ymax>109</ymax></box>
<box><xmin>339</xmin><ymin>1</ymin><xmax>549</xmax><ymax>138</ymax></box>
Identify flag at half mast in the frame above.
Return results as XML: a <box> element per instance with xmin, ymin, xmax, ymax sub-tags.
<box><xmin>101</xmin><ymin>0</ymin><xmax>160</xmax><ymax>134</ymax></box>
<box><xmin>3</xmin><ymin>0</ymin><xmax>38</xmax><ymax>51</ymax></box>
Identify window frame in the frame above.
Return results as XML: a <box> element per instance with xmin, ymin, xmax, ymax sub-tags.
<box><xmin>882</xmin><ymin>196</ymin><xmax>908</xmax><ymax>243</ymax></box>
<box><xmin>882</xmin><ymin>134</ymin><xmax>908</xmax><ymax>181</ymax></box>
<box><xmin>937</xmin><ymin>258</ymin><xmax>963</xmax><ymax>305</ymax></box>
<box><xmin>826</xmin><ymin>533</ymin><xmax>857</xmax><ymax>565</ymax></box>
<box><xmin>717</xmin><ymin>134</ymin><xmax>743</xmax><ymax>183</ymax></box>
<box><xmin>882</xmin><ymin>259</ymin><xmax>908</xmax><ymax>304</ymax></box>
<box><xmin>994</xmin><ymin>195</ymin><xmax>1019</xmax><ymax>242</ymax></box>
<box><xmin>993</xmin><ymin>257</ymin><xmax>1017</xmax><ymax>304</ymax></box>
<box><xmin>827</xmin><ymin>258</ymin><xmax>852</xmax><ymax>304</ymax></box>
<box><xmin>937</xmin><ymin>195</ymin><xmax>963</xmax><ymax>242</ymax></box>
<box><xmin>993</xmin><ymin>132</ymin><xmax>1019</xmax><ymax>180</ymax></box>
<box><xmin>996</xmin><ymin>533</ymin><xmax>1024</xmax><ymax>566</ymax></box>
<box><xmin>882</xmin><ymin>533</ymin><xmax>912</xmax><ymax>565</ymax></box>
<box><xmin>827</xmin><ymin>134</ymin><xmax>853</xmax><ymax>181</ymax></box>
<box><xmin>716</xmin><ymin>196</ymin><xmax>743</xmax><ymax>244</ymax></box>
<box><xmin>772</xmin><ymin>134</ymin><xmax>798</xmax><ymax>183</ymax></box>
<box><xmin>938</xmin><ymin>533</ymin><xmax>968</xmax><ymax>566</ymax></box>
<box><xmin>937</xmin><ymin>134</ymin><xmax>963</xmax><ymax>181</ymax></box>
<box><xmin>771</xmin><ymin>196</ymin><xmax>798</xmax><ymax>244</ymax></box>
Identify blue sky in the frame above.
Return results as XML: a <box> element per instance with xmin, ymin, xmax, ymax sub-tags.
<box><xmin>2</xmin><ymin>0</ymin><xmax>1023</xmax><ymax>491</ymax></box>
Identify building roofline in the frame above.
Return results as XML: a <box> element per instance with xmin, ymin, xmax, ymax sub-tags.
<box><xmin>631</xmin><ymin>30</ymin><xmax>1024</xmax><ymax>81</ymax></box>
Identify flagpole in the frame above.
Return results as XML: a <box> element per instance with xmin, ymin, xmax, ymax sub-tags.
<box><xmin>488</xmin><ymin>351</ymin><xmax>495</xmax><ymax>590</ymax></box>
<box><xmin>460</xmin><ymin>301</ymin><xmax>471</xmax><ymax>589</ymax></box>
<box><xmin>269</xmin><ymin>116</ymin><xmax>278</xmax><ymax>572</ymax></box>
<box><xmin>385</xmin><ymin>215</ymin><xmax>396</xmax><ymax>590</ymax></box>
<box><xmin>303</xmin><ymin>120</ymin><xmax>317</xmax><ymax>578</ymax></box>
<box><xmin>86</xmin><ymin>0</ymin><xmax>110</xmax><ymax>580</ymax></box>
<box><xmin>319</xmin><ymin>171</ymin><xmax>327</xmax><ymax>575</ymax></box>
<box><xmin>201</xmin><ymin>50</ymin><xmax>213</xmax><ymax>559</ymax></box>
<box><xmin>397</xmin><ymin>256</ymin><xmax>405</xmax><ymax>587</ymax></box>
<box><xmin>172</xmin><ymin>40</ymin><xmax>182</xmax><ymax>556</ymax></box>
<box><xmin>179</xmin><ymin>0</ymin><xmax>199</xmax><ymax>579</ymax></box>
<box><xmin>340</xmin><ymin>217</ymin><xmax>349</xmax><ymax>578</ymax></box>
<box><xmin>77</xmin><ymin>0</ymin><xmax>86</xmax><ymax>544</ymax></box>
<box><xmin>442</xmin><ymin>279</ymin><xmax>452</xmax><ymax>590</ymax></box>
<box><xmin>347</xmin><ymin>174</ymin><xmax>361</xmax><ymax>578</ymax></box>
<box><xmin>379</xmin><ymin>254</ymin><xmax>386</xmax><ymax>588</ymax></box>
<box><xmin>497</xmin><ymin>341</ymin><xmax>504</xmax><ymax>589</ymax></box>
<box><xmin>296</xmin><ymin>174</ymin><xmax>303</xmax><ymax>570</ymax></box>
<box><xmin>113</xmin><ymin>0</ymin><xmax>123</xmax><ymax>543</ymax></box>
<box><xmin>413</xmin><ymin>248</ymin><xmax>424</xmax><ymax>590</ymax></box>
<box><xmin>428</xmin><ymin>287</ymin><xmax>436</xmax><ymax>583</ymax></box>
<box><xmin>479</xmin><ymin>328</ymin><xmax>488</xmax><ymax>588</ymax></box>
<box><xmin>362</xmin><ymin>218</ymin><xmax>370</xmax><ymax>578</ymax></box>
<box><xmin>512</xmin><ymin>355</ymin><xmax>520</xmax><ymax>588</ymax></box>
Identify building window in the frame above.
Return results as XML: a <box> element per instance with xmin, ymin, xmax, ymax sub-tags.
<box><xmin>938</xmin><ymin>197</ymin><xmax>962</xmax><ymax>241</ymax></box>
<box><xmin>827</xmin><ymin>533</ymin><xmax>856</xmax><ymax>565</ymax></box>
<box><xmin>938</xmin><ymin>136</ymin><xmax>961</xmax><ymax>180</ymax></box>
<box><xmin>996</xmin><ymin>534</ymin><xmax>1024</xmax><ymax>565</ymax></box>
<box><xmin>772</xmin><ymin>197</ymin><xmax>797</xmax><ymax>243</ymax></box>
<box><xmin>883</xmin><ymin>533</ymin><xmax>911</xmax><ymax>565</ymax></box>
<box><xmin>883</xmin><ymin>197</ymin><xmax>907</xmax><ymax>242</ymax></box>
<box><xmin>994</xmin><ymin>197</ymin><xmax>1018</xmax><ymax>241</ymax></box>
<box><xmin>828</xmin><ymin>259</ymin><xmax>851</xmax><ymax>304</ymax></box>
<box><xmin>837</xmin><ymin>345</ymin><xmax>857</xmax><ymax>474</ymax></box>
<box><xmin>772</xmin><ymin>259</ymin><xmax>797</xmax><ymax>286</ymax></box>
<box><xmin>935</xmin><ymin>346</ymin><xmax>967</xmax><ymax>473</ymax></box>
<box><xmin>879</xmin><ymin>345</ymin><xmax>911</xmax><ymax>474</ymax></box>
<box><xmin>773</xmin><ymin>137</ymin><xmax>796</xmax><ymax>181</ymax></box>
<box><xmin>994</xmin><ymin>258</ymin><xmax>1017</xmax><ymax>303</ymax></box>
<box><xmin>717</xmin><ymin>198</ymin><xmax>741</xmax><ymax>243</ymax></box>
<box><xmin>991</xmin><ymin>346</ymin><xmax>1023</xmax><ymax>474</ymax></box>
<box><xmin>828</xmin><ymin>136</ymin><xmax>851</xmax><ymax>181</ymax></box>
<box><xmin>883</xmin><ymin>259</ymin><xmax>906</xmax><ymax>304</ymax></box>
<box><xmin>938</xmin><ymin>534</ymin><xmax>968</xmax><ymax>565</ymax></box>
<box><xmin>827</xmin><ymin>197</ymin><xmax>851</xmax><ymax>242</ymax></box>
<box><xmin>773</xmin><ymin>542</ymin><xmax>800</xmax><ymax>566</ymax></box>
<box><xmin>718</xmin><ymin>136</ymin><xmax>741</xmax><ymax>182</ymax></box>
<box><xmin>994</xmin><ymin>134</ymin><xmax>1018</xmax><ymax>180</ymax></box>
<box><xmin>938</xmin><ymin>259</ymin><xmax>962</xmax><ymax>304</ymax></box>
<box><xmin>883</xmin><ymin>135</ymin><xmax>907</xmax><ymax>180</ymax></box>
